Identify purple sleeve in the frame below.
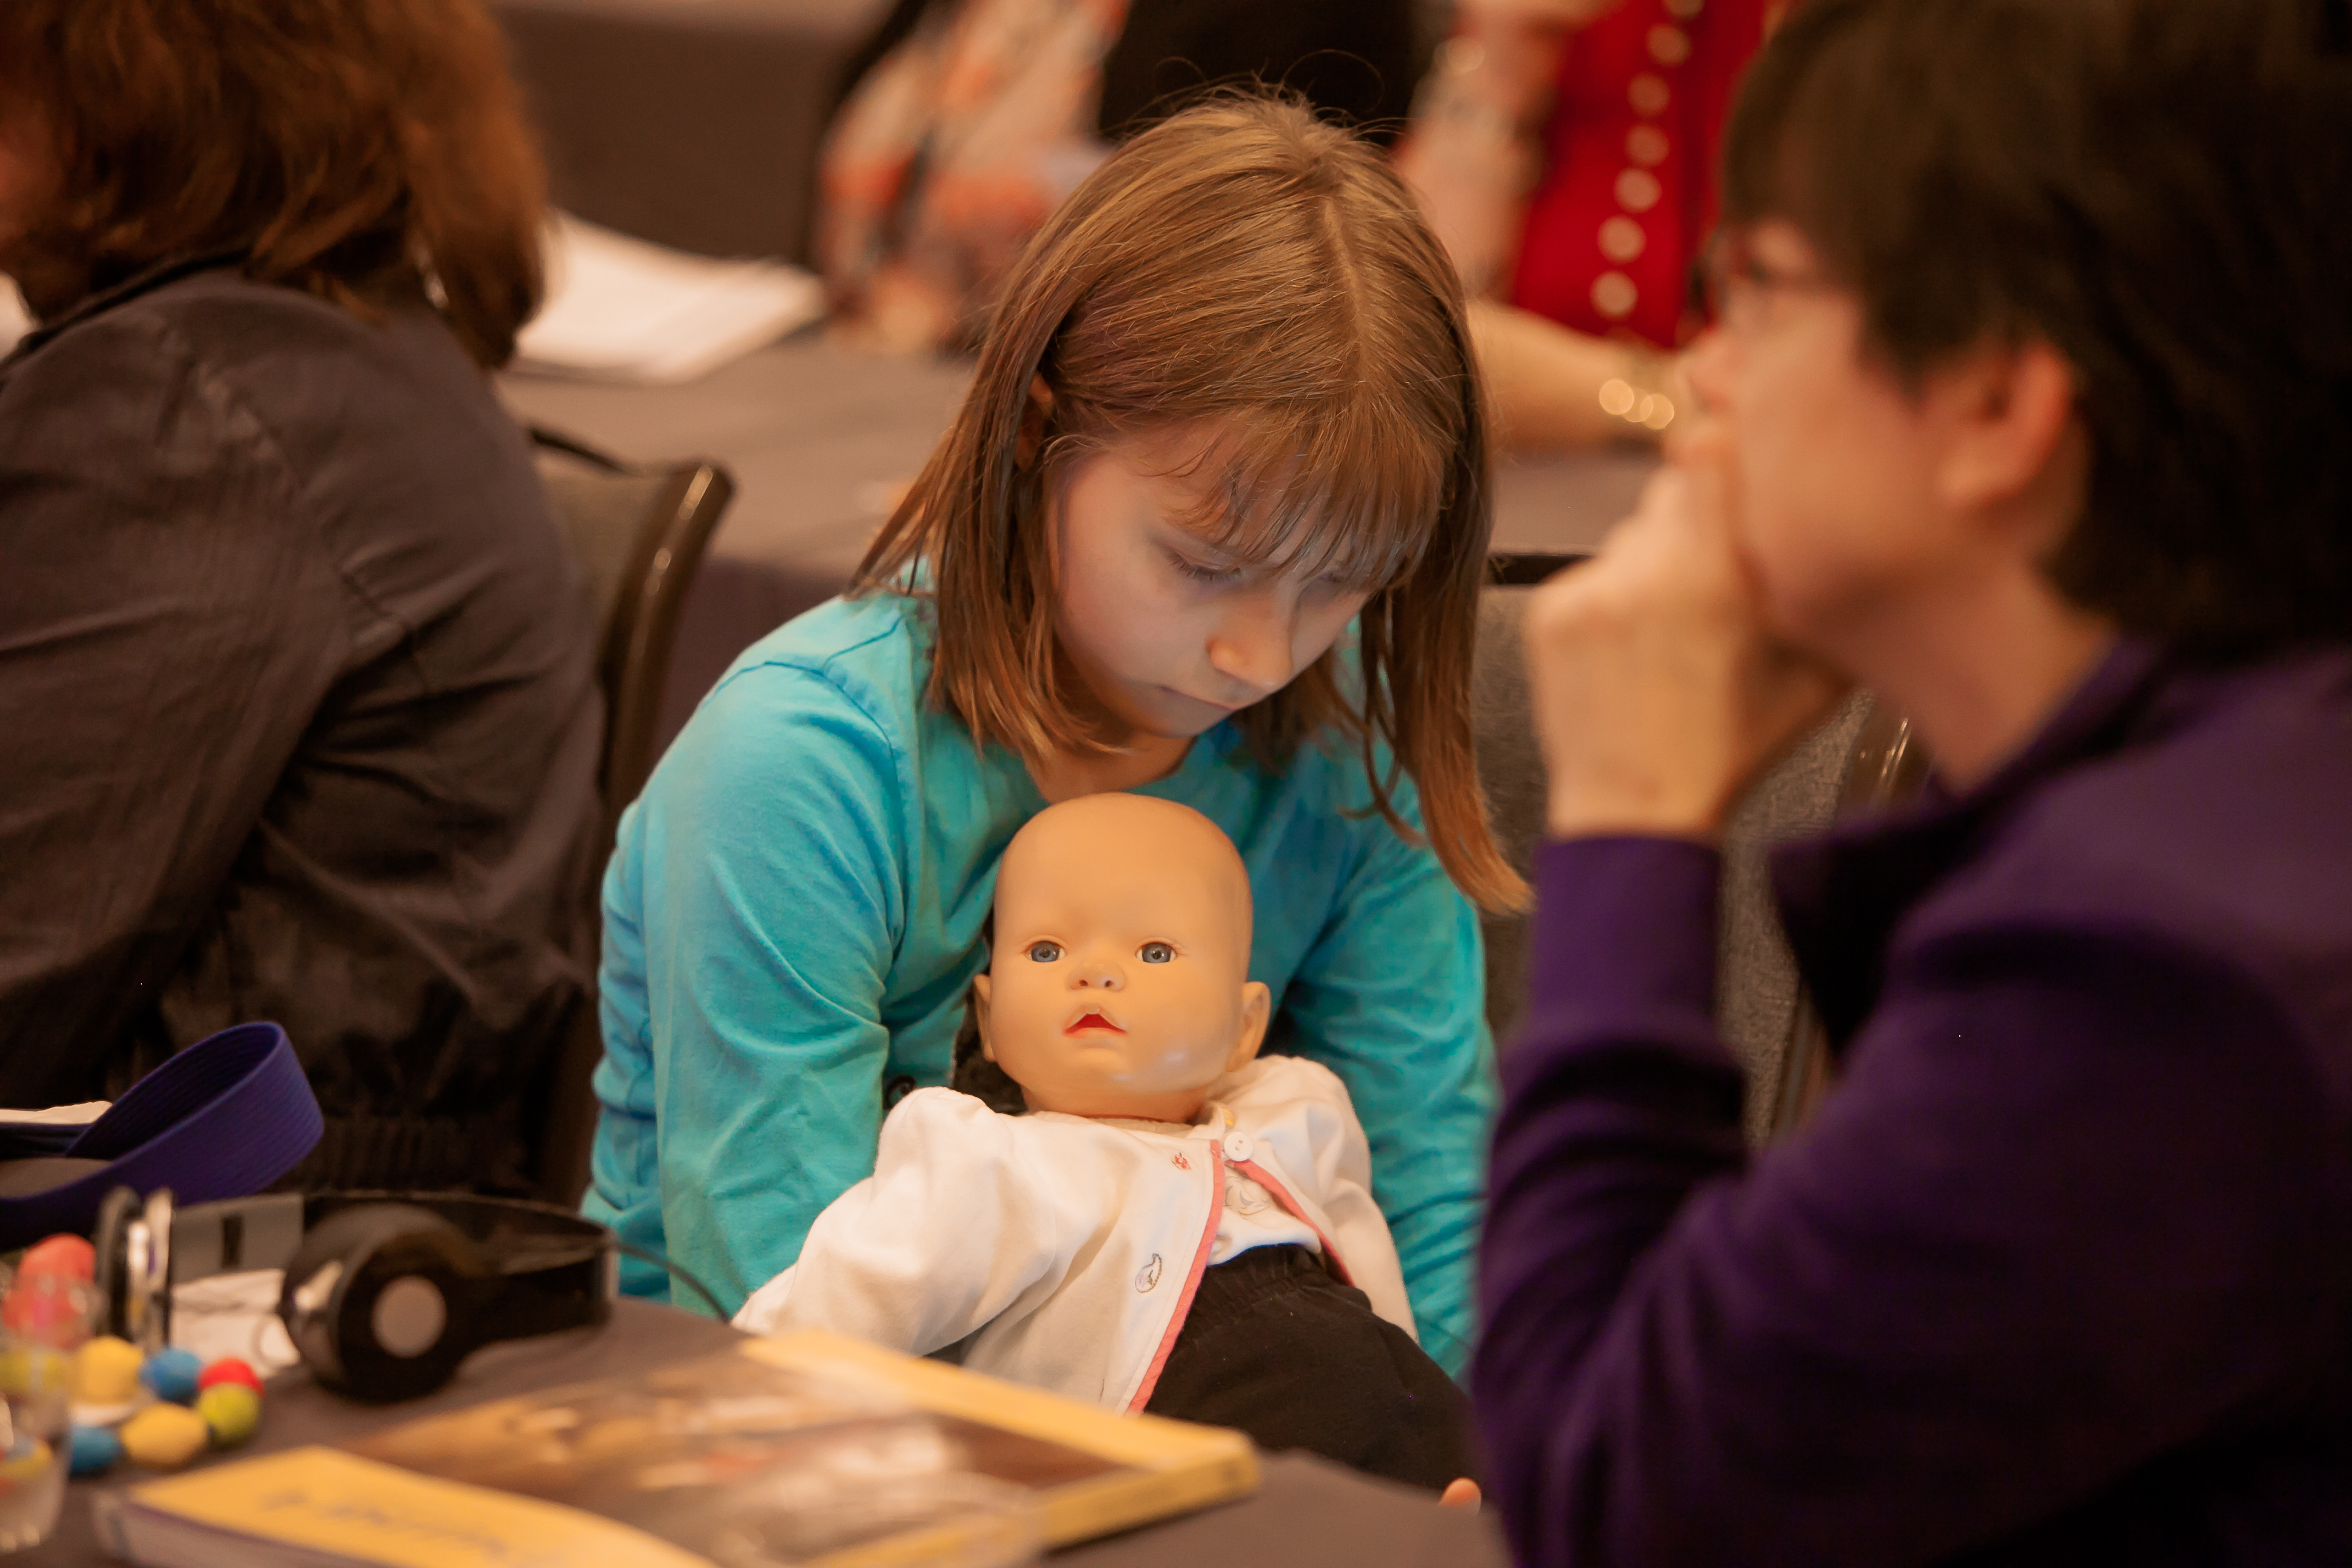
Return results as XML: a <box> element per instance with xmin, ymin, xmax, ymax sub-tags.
<box><xmin>1477</xmin><ymin>837</ymin><xmax>2333</xmax><ymax>1567</ymax></box>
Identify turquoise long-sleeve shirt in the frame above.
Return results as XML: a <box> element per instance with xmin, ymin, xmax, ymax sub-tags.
<box><xmin>585</xmin><ymin>590</ymin><xmax>1494</xmax><ymax>1374</ymax></box>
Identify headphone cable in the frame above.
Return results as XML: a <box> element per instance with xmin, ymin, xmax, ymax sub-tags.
<box><xmin>610</xmin><ymin>1238</ymin><xmax>730</xmax><ymax>1321</ymax></box>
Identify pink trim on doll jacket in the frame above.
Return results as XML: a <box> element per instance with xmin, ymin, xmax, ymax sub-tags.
<box><xmin>1232</xmin><ymin>1158</ymin><xmax>1356</xmax><ymax>1288</ymax></box>
<box><xmin>1121</xmin><ymin>1143</ymin><xmax>1379</xmax><ymax>1411</ymax></box>
<box><xmin>1125</xmin><ymin>1137</ymin><xmax>1227</xmax><ymax>1411</ymax></box>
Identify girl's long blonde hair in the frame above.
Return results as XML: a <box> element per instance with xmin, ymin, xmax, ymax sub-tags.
<box><xmin>856</xmin><ymin>96</ymin><xmax>1523</xmax><ymax>913</ymax></box>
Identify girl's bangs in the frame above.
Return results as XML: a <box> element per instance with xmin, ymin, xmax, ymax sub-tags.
<box><xmin>1171</xmin><ymin>395</ymin><xmax>1450</xmax><ymax>591</ymax></box>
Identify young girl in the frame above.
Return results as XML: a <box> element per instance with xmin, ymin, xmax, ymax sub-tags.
<box><xmin>586</xmin><ymin>95</ymin><xmax>1520</xmax><ymax>1377</ymax></box>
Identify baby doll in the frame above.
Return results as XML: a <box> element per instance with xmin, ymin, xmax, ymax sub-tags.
<box><xmin>735</xmin><ymin>793</ymin><xmax>1476</xmax><ymax>1492</ymax></box>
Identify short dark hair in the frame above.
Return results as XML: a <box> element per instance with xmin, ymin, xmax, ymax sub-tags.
<box><xmin>1723</xmin><ymin>0</ymin><xmax>2352</xmax><ymax>655</ymax></box>
<box><xmin>1</xmin><ymin>0</ymin><xmax>545</xmax><ymax>367</ymax></box>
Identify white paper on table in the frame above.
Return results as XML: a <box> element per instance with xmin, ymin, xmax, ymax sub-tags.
<box><xmin>171</xmin><ymin>1269</ymin><xmax>300</xmax><ymax>1376</ymax></box>
<box><xmin>0</xmin><ymin>1102</ymin><xmax>107</xmax><ymax>1125</ymax></box>
<box><xmin>514</xmin><ymin>212</ymin><xmax>826</xmax><ymax>385</ymax></box>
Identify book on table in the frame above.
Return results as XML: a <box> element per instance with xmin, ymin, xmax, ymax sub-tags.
<box><xmin>91</xmin><ymin>1330</ymin><xmax>1260</xmax><ymax>1568</ymax></box>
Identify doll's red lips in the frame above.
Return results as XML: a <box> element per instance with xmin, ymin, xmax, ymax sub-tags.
<box><xmin>1066</xmin><ymin>1010</ymin><xmax>1125</xmax><ymax>1034</ymax></box>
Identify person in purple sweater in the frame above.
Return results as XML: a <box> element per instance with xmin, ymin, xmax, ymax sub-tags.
<box><xmin>1480</xmin><ymin>1</ymin><xmax>2352</xmax><ymax>1563</ymax></box>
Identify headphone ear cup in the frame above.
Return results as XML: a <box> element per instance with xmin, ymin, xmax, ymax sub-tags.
<box><xmin>278</xmin><ymin>1204</ymin><xmax>492</xmax><ymax>1404</ymax></box>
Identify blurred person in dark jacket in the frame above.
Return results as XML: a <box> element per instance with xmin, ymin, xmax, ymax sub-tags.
<box><xmin>0</xmin><ymin>0</ymin><xmax>602</xmax><ymax>1192</ymax></box>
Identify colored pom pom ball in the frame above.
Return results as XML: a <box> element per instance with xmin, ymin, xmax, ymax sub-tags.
<box><xmin>119</xmin><ymin>1404</ymin><xmax>208</xmax><ymax>1471</ymax></box>
<box><xmin>139</xmin><ymin>1347</ymin><xmax>203</xmax><ymax>1405</ymax></box>
<box><xmin>1</xmin><ymin>1274</ymin><xmax>86</xmax><ymax>1341</ymax></box>
<box><xmin>0</xmin><ymin>1435</ymin><xmax>52</xmax><ymax>1489</ymax></box>
<box><xmin>74</xmin><ymin>1336</ymin><xmax>144</xmax><ymax>1405</ymax></box>
<box><xmin>196</xmin><ymin>1383</ymin><xmax>260</xmax><ymax>1448</ymax></box>
<box><xmin>0</xmin><ymin>1344</ymin><xmax>71</xmax><ymax>1399</ymax></box>
<box><xmin>196</xmin><ymin>1356</ymin><xmax>263</xmax><ymax>1396</ymax></box>
<box><xmin>18</xmin><ymin>1235</ymin><xmax>94</xmax><ymax>1284</ymax></box>
<box><xmin>68</xmin><ymin>1425</ymin><xmax>121</xmax><ymax>1479</ymax></box>
<box><xmin>7</xmin><ymin>1233</ymin><xmax>97</xmax><ymax>1341</ymax></box>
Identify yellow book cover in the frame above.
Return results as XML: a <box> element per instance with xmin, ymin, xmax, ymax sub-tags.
<box><xmin>95</xmin><ymin>1332</ymin><xmax>1259</xmax><ymax>1568</ymax></box>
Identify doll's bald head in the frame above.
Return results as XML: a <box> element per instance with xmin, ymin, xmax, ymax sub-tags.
<box><xmin>974</xmin><ymin>795</ymin><xmax>1270</xmax><ymax>1121</ymax></box>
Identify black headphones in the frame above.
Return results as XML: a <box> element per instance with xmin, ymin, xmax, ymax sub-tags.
<box><xmin>93</xmin><ymin>1187</ymin><xmax>615</xmax><ymax>1404</ymax></box>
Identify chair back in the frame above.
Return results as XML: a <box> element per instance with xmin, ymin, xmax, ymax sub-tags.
<box><xmin>528</xmin><ymin>428</ymin><xmax>735</xmax><ymax>1204</ymax></box>
<box><xmin>1471</xmin><ymin>555</ymin><xmax>1902</xmax><ymax>1144</ymax></box>
<box><xmin>1470</xmin><ymin>557</ymin><xmax>1567</xmax><ymax>1066</ymax></box>
<box><xmin>533</xmin><ymin>428</ymin><xmax>736</xmax><ymax>846</ymax></box>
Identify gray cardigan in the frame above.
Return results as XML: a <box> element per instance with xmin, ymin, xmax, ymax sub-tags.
<box><xmin>0</xmin><ymin>258</ymin><xmax>602</xmax><ymax>1191</ymax></box>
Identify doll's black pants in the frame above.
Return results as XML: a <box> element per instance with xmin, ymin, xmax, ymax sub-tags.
<box><xmin>1141</xmin><ymin>1243</ymin><xmax>1479</xmax><ymax>1492</ymax></box>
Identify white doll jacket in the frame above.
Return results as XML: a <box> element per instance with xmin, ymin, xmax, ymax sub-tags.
<box><xmin>733</xmin><ymin>1054</ymin><xmax>1416</xmax><ymax>1412</ymax></box>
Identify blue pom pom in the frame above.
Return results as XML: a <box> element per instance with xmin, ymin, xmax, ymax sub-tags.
<box><xmin>138</xmin><ymin>1347</ymin><xmax>203</xmax><ymax>1405</ymax></box>
<box><xmin>68</xmin><ymin>1424</ymin><xmax>122</xmax><ymax>1478</ymax></box>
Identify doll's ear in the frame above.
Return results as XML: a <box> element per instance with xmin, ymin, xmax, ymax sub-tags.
<box><xmin>1226</xmin><ymin>981</ymin><xmax>1271</xmax><ymax>1073</ymax></box>
<box><xmin>972</xmin><ymin>973</ymin><xmax>997</xmax><ymax>1062</ymax></box>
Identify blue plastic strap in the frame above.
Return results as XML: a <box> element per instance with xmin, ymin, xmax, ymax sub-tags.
<box><xmin>0</xmin><ymin>1022</ymin><xmax>323</xmax><ymax>1250</ymax></box>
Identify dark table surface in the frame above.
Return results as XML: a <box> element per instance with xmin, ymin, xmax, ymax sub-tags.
<box><xmin>34</xmin><ymin>1299</ymin><xmax>1506</xmax><ymax>1567</ymax></box>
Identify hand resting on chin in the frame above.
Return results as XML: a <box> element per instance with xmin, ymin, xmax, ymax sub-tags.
<box><xmin>1520</xmin><ymin>417</ymin><xmax>1849</xmax><ymax>842</ymax></box>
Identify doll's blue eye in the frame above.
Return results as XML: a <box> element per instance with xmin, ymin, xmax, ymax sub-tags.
<box><xmin>1027</xmin><ymin>941</ymin><xmax>1062</xmax><ymax>962</ymax></box>
<box><xmin>1138</xmin><ymin>942</ymin><xmax>1174</xmax><ymax>964</ymax></box>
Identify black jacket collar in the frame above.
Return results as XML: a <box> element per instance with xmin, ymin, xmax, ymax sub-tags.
<box><xmin>8</xmin><ymin>251</ymin><xmax>249</xmax><ymax>364</ymax></box>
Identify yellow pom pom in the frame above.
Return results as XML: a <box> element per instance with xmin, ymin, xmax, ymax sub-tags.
<box><xmin>196</xmin><ymin>1383</ymin><xmax>260</xmax><ymax>1447</ymax></box>
<box><xmin>74</xmin><ymin>1336</ymin><xmax>144</xmax><ymax>1405</ymax></box>
<box><xmin>0</xmin><ymin>1438</ymin><xmax>52</xmax><ymax>1485</ymax></box>
<box><xmin>0</xmin><ymin>1345</ymin><xmax>71</xmax><ymax>1397</ymax></box>
<box><xmin>119</xmin><ymin>1404</ymin><xmax>209</xmax><ymax>1471</ymax></box>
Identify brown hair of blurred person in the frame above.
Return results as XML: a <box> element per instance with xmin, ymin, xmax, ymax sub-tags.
<box><xmin>1721</xmin><ymin>0</ymin><xmax>2352</xmax><ymax>655</ymax></box>
<box><xmin>855</xmin><ymin>96</ymin><xmax>1520</xmax><ymax>913</ymax></box>
<box><xmin>0</xmin><ymin>0</ymin><xmax>543</xmax><ymax>367</ymax></box>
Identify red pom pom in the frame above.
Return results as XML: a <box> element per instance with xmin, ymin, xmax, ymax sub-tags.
<box><xmin>18</xmin><ymin>1236</ymin><xmax>94</xmax><ymax>1284</ymax></box>
<box><xmin>196</xmin><ymin>1357</ymin><xmax>263</xmax><ymax>1396</ymax></box>
<box><xmin>0</xmin><ymin>1282</ymin><xmax>77</xmax><ymax>1337</ymax></box>
<box><xmin>5</xmin><ymin>1236</ymin><xmax>98</xmax><ymax>1340</ymax></box>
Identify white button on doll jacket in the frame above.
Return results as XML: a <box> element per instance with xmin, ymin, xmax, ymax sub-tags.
<box><xmin>732</xmin><ymin>1054</ymin><xmax>1417</xmax><ymax>1413</ymax></box>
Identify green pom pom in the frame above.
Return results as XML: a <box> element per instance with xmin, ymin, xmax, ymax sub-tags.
<box><xmin>197</xmin><ymin>1383</ymin><xmax>261</xmax><ymax>1447</ymax></box>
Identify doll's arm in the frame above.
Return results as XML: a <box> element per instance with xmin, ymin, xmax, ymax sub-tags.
<box><xmin>733</xmin><ymin>1089</ymin><xmax>1071</xmax><ymax>1354</ymax></box>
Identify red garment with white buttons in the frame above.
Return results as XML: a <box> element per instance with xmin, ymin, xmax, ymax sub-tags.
<box><xmin>1510</xmin><ymin>0</ymin><xmax>1775</xmax><ymax>348</ymax></box>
